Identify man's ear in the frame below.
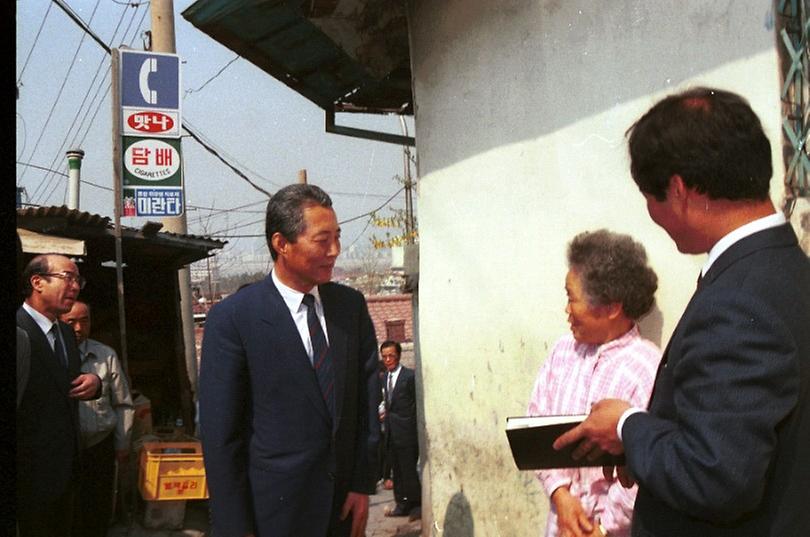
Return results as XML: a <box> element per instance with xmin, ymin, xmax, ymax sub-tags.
<box><xmin>270</xmin><ymin>232</ymin><xmax>288</xmax><ymax>258</ymax></box>
<box><xmin>668</xmin><ymin>174</ymin><xmax>688</xmax><ymax>199</ymax></box>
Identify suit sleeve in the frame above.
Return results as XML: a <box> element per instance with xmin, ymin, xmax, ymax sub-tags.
<box><xmin>622</xmin><ymin>292</ymin><xmax>800</xmax><ymax>522</ymax></box>
<box><xmin>350</xmin><ymin>293</ymin><xmax>381</xmax><ymax>494</ymax></box>
<box><xmin>199</xmin><ymin>301</ymin><xmax>255</xmax><ymax>536</ymax></box>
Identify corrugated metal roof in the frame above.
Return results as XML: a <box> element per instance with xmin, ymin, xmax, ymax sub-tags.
<box><xmin>181</xmin><ymin>0</ymin><xmax>412</xmax><ymax>115</ymax></box>
<box><xmin>17</xmin><ymin>205</ymin><xmax>225</xmax><ymax>267</ymax></box>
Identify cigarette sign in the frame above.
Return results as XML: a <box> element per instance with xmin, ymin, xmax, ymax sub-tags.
<box><xmin>122</xmin><ymin>137</ymin><xmax>182</xmax><ymax>187</ymax></box>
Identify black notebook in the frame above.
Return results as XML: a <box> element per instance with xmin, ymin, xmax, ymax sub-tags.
<box><xmin>506</xmin><ymin>414</ymin><xmax>626</xmax><ymax>469</ymax></box>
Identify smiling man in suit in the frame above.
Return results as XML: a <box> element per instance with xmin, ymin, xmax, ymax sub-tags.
<box><xmin>17</xmin><ymin>254</ymin><xmax>102</xmax><ymax>537</ymax></box>
<box><xmin>200</xmin><ymin>183</ymin><xmax>381</xmax><ymax>537</ymax></box>
<box><xmin>380</xmin><ymin>340</ymin><xmax>420</xmax><ymax>518</ymax></box>
<box><xmin>555</xmin><ymin>88</ymin><xmax>810</xmax><ymax>536</ymax></box>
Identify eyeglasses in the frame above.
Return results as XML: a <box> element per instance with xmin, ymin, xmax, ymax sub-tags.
<box><xmin>38</xmin><ymin>271</ymin><xmax>86</xmax><ymax>289</ymax></box>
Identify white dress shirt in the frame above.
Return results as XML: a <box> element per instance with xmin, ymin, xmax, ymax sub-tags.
<box><xmin>22</xmin><ymin>301</ymin><xmax>65</xmax><ymax>352</ymax></box>
<box><xmin>271</xmin><ymin>269</ymin><xmax>329</xmax><ymax>365</ymax></box>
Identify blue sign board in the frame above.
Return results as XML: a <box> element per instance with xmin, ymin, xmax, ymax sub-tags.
<box><xmin>123</xmin><ymin>188</ymin><xmax>183</xmax><ymax>217</ymax></box>
<box><xmin>120</xmin><ymin>50</ymin><xmax>180</xmax><ymax>110</ymax></box>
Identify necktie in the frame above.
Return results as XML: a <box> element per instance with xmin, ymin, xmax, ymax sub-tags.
<box><xmin>387</xmin><ymin>372</ymin><xmax>393</xmax><ymax>406</ymax></box>
<box><xmin>696</xmin><ymin>271</ymin><xmax>704</xmax><ymax>290</ymax></box>
<box><xmin>51</xmin><ymin>325</ymin><xmax>68</xmax><ymax>369</ymax></box>
<box><xmin>302</xmin><ymin>294</ymin><xmax>334</xmax><ymax>419</ymax></box>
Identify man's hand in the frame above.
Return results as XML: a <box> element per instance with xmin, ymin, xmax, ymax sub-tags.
<box><xmin>69</xmin><ymin>373</ymin><xmax>101</xmax><ymax>400</ymax></box>
<box><xmin>602</xmin><ymin>465</ymin><xmax>635</xmax><ymax>488</ymax></box>
<box><xmin>551</xmin><ymin>486</ymin><xmax>593</xmax><ymax>537</ymax></box>
<box><xmin>340</xmin><ymin>492</ymin><xmax>369</xmax><ymax>537</ymax></box>
<box><xmin>553</xmin><ymin>399</ymin><xmax>630</xmax><ymax>461</ymax></box>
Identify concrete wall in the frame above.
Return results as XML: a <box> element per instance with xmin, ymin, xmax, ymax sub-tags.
<box><xmin>407</xmin><ymin>1</ymin><xmax>786</xmax><ymax>535</ymax></box>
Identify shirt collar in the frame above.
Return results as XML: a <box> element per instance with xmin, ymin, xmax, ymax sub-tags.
<box><xmin>271</xmin><ymin>269</ymin><xmax>322</xmax><ymax>314</ymax></box>
<box><xmin>574</xmin><ymin>324</ymin><xmax>639</xmax><ymax>356</ymax></box>
<box><xmin>22</xmin><ymin>301</ymin><xmax>58</xmax><ymax>337</ymax></box>
<box><xmin>702</xmin><ymin>212</ymin><xmax>786</xmax><ymax>276</ymax></box>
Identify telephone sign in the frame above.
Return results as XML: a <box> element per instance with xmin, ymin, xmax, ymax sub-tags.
<box><xmin>120</xmin><ymin>50</ymin><xmax>181</xmax><ymax>137</ymax></box>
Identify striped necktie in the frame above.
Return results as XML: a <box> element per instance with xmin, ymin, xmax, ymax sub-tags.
<box><xmin>302</xmin><ymin>293</ymin><xmax>334</xmax><ymax>419</ymax></box>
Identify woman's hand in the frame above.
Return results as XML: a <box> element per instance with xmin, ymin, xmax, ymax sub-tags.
<box><xmin>551</xmin><ymin>486</ymin><xmax>595</xmax><ymax>537</ymax></box>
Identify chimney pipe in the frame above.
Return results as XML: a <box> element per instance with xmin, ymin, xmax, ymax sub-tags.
<box><xmin>66</xmin><ymin>149</ymin><xmax>85</xmax><ymax>210</ymax></box>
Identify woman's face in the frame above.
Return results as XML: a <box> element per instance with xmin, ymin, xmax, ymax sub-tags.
<box><xmin>565</xmin><ymin>268</ymin><xmax>614</xmax><ymax>345</ymax></box>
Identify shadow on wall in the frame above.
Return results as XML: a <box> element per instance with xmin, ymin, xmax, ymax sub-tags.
<box><xmin>443</xmin><ymin>491</ymin><xmax>474</xmax><ymax>537</ymax></box>
<box><xmin>638</xmin><ymin>303</ymin><xmax>664</xmax><ymax>349</ymax></box>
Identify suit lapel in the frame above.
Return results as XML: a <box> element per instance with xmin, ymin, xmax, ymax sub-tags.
<box><xmin>649</xmin><ymin>224</ymin><xmax>797</xmax><ymax>409</ymax></box>
<box><xmin>260</xmin><ymin>277</ymin><xmax>331</xmax><ymax>423</ymax></box>
<box><xmin>17</xmin><ymin>308</ymin><xmax>70</xmax><ymax>391</ymax></box>
<box><xmin>320</xmin><ymin>284</ymin><xmax>347</xmax><ymax>428</ymax></box>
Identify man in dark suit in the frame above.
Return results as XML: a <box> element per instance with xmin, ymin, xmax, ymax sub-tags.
<box><xmin>380</xmin><ymin>341</ymin><xmax>420</xmax><ymax>518</ymax></box>
<box><xmin>17</xmin><ymin>254</ymin><xmax>102</xmax><ymax>537</ymax></box>
<box><xmin>555</xmin><ymin>87</ymin><xmax>810</xmax><ymax>536</ymax></box>
<box><xmin>200</xmin><ymin>184</ymin><xmax>381</xmax><ymax>537</ymax></box>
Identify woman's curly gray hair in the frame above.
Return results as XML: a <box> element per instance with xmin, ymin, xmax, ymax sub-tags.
<box><xmin>567</xmin><ymin>229</ymin><xmax>658</xmax><ymax>320</ymax></box>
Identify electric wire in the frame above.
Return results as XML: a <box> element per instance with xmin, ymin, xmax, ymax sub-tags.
<box><xmin>17</xmin><ymin>3</ymin><xmax>53</xmax><ymax>86</ymax></box>
<box><xmin>36</xmin><ymin>3</ymin><xmax>130</xmax><ymax>204</ymax></box>
<box><xmin>25</xmin><ymin>0</ymin><xmax>102</xmax><ymax>200</ymax></box>
<box><xmin>207</xmin><ymin>187</ymin><xmax>405</xmax><ymax>239</ymax></box>
<box><xmin>185</xmin><ymin>54</ymin><xmax>240</xmax><ymax>96</ymax></box>
<box><xmin>40</xmin><ymin>3</ymin><xmax>148</xmax><ymax>206</ymax></box>
<box><xmin>76</xmin><ymin>5</ymin><xmax>149</xmax><ymax>147</ymax></box>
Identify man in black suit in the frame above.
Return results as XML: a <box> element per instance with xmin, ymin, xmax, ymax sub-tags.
<box><xmin>381</xmin><ymin>340</ymin><xmax>421</xmax><ymax>518</ymax></box>
<box><xmin>556</xmin><ymin>88</ymin><xmax>810</xmax><ymax>536</ymax></box>
<box><xmin>17</xmin><ymin>254</ymin><xmax>102</xmax><ymax>536</ymax></box>
<box><xmin>200</xmin><ymin>184</ymin><xmax>380</xmax><ymax>537</ymax></box>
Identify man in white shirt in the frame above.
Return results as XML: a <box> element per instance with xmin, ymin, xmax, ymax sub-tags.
<box><xmin>61</xmin><ymin>300</ymin><xmax>134</xmax><ymax>537</ymax></box>
<box><xmin>200</xmin><ymin>184</ymin><xmax>380</xmax><ymax>537</ymax></box>
<box><xmin>555</xmin><ymin>88</ymin><xmax>810</xmax><ymax>536</ymax></box>
<box><xmin>381</xmin><ymin>341</ymin><xmax>420</xmax><ymax>518</ymax></box>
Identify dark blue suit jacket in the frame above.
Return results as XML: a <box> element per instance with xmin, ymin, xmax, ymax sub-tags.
<box><xmin>16</xmin><ymin>307</ymin><xmax>83</xmax><ymax>504</ymax></box>
<box><xmin>624</xmin><ymin>224</ymin><xmax>810</xmax><ymax>536</ymax></box>
<box><xmin>384</xmin><ymin>366</ymin><xmax>418</xmax><ymax>447</ymax></box>
<box><xmin>199</xmin><ymin>276</ymin><xmax>380</xmax><ymax>537</ymax></box>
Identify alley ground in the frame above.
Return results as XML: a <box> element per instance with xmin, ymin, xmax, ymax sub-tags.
<box><xmin>108</xmin><ymin>480</ymin><xmax>422</xmax><ymax>537</ymax></box>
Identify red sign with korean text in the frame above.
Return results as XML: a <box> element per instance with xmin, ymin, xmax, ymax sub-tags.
<box><xmin>127</xmin><ymin>111</ymin><xmax>175</xmax><ymax>134</ymax></box>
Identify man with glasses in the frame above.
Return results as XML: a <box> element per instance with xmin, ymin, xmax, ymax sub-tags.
<box><xmin>17</xmin><ymin>253</ymin><xmax>101</xmax><ymax>537</ymax></box>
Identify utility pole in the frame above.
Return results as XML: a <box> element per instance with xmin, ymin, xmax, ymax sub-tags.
<box><xmin>298</xmin><ymin>168</ymin><xmax>308</xmax><ymax>184</ymax></box>
<box><xmin>399</xmin><ymin>116</ymin><xmax>415</xmax><ymax>243</ymax></box>
<box><xmin>150</xmin><ymin>0</ymin><xmax>200</xmax><ymax>404</ymax></box>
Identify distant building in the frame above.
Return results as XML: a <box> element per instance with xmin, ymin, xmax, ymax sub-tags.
<box><xmin>366</xmin><ymin>293</ymin><xmax>413</xmax><ymax>344</ymax></box>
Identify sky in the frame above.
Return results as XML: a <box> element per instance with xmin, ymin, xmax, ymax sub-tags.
<box><xmin>15</xmin><ymin>0</ymin><xmax>415</xmax><ymax>274</ymax></box>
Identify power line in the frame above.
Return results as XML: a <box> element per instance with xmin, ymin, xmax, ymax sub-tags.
<box><xmin>181</xmin><ymin>125</ymin><xmax>274</xmax><ymax>197</ymax></box>
<box><xmin>36</xmin><ymin>3</ymin><xmax>131</xmax><ymax>205</ymax></box>
<box><xmin>207</xmin><ymin>188</ymin><xmax>406</xmax><ymax>239</ymax></box>
<box><xmin>51</xmin><ymin>0</ymin><xmax>111</xmax><ymax>54</ymax></box>
<box><xmin>339</xmin><ymin>186</ymin><xmax>405</xmax><ymax>225</ymax></box>
<box><xmin>17</xmin><ymin>3</ymin><xmax>53</xmax><ymax>86</ymax></box>
<box><xmin>26</xmin><ymin>0</ymin><xmax>102</xmax><ymax>201</ymax></box>
<box><xmin>185</xmin><ymin>54</ymin><xmax>240</xmax><ymax>96</ymax></box>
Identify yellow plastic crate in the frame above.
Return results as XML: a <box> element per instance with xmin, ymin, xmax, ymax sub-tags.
<box><xmin>138</xmin><ymin>442</ymin><xmax>209</xmax><ymax>500</ymax></box>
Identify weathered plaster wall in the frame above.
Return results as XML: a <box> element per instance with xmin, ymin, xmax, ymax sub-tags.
<box><xmin>407</xmin><ymin>1</ymin><xmax>784</xmax><ymax>535</ymax></box>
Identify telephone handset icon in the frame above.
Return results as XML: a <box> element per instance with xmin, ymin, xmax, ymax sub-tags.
<box><xmin>139</xmin><ymin>58</ymin><xmax>158</xmax><ymax>104</ymax></box>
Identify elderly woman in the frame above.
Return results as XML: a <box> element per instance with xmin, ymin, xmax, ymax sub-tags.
<box><xmin>527</xmin><ymin>229</ymin><xmax>661</xmax><ymax>537</ymax></box>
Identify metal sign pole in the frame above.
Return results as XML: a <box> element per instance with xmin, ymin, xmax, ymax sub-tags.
<box><xmin>111</xmin><ymin>49</ymin><xmax>130</xmax><ymax>378</ymax></box>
